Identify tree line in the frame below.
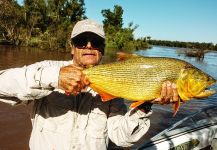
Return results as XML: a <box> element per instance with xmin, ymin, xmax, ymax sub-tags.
<box><xmin>146</xmin><ymin>39</ymin><xmax>217</xmax><ymax>51</ymax></box>
<box><xmin>0</xmin><ymin>0</ymin><xmax>149</xmax><ymax>53</ymax></box>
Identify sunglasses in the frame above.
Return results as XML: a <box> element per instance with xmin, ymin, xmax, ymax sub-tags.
<box><xmin>72</xmin><ymin>36</ymin><xmax>105</xmax><ymax>51</ymax></box>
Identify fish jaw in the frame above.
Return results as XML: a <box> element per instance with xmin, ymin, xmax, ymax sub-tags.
<box><xmin>194</xmin><ymin>89</ymin><xmax>216</xmax><ymax>98</ymax></box>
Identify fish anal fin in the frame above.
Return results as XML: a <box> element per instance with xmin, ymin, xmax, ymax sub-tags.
<box><xmin>116</xmin><ymin>52</ymin><xmax>139</xmax><ymax>61</ymax></box>
<box><xmin>172</xmin><ymin>99</ymin><xmax>181</xmax><ymax>117</ymax></box>
<box><xmin>130</xmin><ymin>101</ymin><xmax>145</xmax><ymax>108</ymax></box>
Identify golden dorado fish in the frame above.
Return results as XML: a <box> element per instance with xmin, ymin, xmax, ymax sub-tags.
<box><xmin>83</xmin><ymin>55</ymin><xmax>216</xmax><ymax>115</ymax></box>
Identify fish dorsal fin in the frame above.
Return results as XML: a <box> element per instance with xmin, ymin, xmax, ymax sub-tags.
<box><xmin>89</xmin><ymin>84</ymin><xmax>117</xmax><ymax>102</ymax></box>
<box><xmin>116</xmin><ymin>52</ymin><xmax>140</xmax><ymax>61</ymax></box>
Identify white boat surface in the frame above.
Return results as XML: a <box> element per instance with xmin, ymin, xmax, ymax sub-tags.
<box><xmin>136</xmin><ymin>105</ymin><xmax>217</xmax><ymax>150</ymax></box>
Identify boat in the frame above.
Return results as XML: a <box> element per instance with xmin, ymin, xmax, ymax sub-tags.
<box><xmin>136</xmin><ymin>105</ymin><xmax>217</xmax><ymax>150</ymax></box>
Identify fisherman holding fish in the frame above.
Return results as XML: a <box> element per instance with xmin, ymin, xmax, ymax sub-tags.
<box><xmin>0</xmin><ymin>19</ymin><xmax>180</xmax><ymax>149</ymax></box>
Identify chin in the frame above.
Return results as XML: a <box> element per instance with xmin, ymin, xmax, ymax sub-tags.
<box><xmin>83</xmin><ymin>60</ymin><xmax>99</xmax><ymax>66</ymax></box>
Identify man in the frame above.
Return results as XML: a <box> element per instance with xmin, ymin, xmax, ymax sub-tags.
<box><xmin>0</xmin><ymin>19</ymin><xmax>178</xmax><ymax>150</ymax></box>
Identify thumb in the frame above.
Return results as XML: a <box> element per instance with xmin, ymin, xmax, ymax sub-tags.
<box><xmin>82</xmin><ymin>75</ymin><xmax>90</xmax><ymax>86</ymax></box>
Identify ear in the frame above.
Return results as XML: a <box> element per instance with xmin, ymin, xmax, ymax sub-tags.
<box><xmin>70</xmin><ymin>44</ymin><xmax>75</xmax><ymax>55</ymax></box>
<box><xmin>70</xmin><ymin>44</ymin><xmax>75</xmax><ymax>59</ymax></box>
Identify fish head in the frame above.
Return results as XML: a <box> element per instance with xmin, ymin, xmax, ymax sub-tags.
<box><xmin>177</xmin><ymin>66</ymin><xmax>216</xmax><ymax>101</ymax></box>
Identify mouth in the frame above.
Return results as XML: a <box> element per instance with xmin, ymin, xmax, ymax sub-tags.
<box><xmin>82</xmin><ymin>53</ymin><xmax>96</xmax><ymax>57</ymax></box>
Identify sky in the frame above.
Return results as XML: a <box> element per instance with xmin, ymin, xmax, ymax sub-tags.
<box><xmin>17</xmin><ymin>0</ymin><xmax>217</xmax><ymax>44</ymax></box>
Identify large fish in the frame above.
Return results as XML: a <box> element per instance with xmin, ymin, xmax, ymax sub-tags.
<box><xmin>83</xmin><ymin>54</ymin><xmax>216</xmax><ymax>115</ymax></box>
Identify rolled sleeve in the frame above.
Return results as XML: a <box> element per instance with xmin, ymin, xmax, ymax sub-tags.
<box><xmin>0</xmin><ymin>60</ymin><xmax>70</xmax><ymax>104</ymax></box>
<box><xmin>31</xmin><ymin>66</ymin><xmax>60</xmax><ymax>89</ymax></box>
<box><xmin>107</xmin><ymin>99</ymin><xmax>152</xmax><ymax>147</ymax></box>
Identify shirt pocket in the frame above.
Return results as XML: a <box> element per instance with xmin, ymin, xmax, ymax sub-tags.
<box><xmin>86</xmin><ymin>100</ymin><xmax>109</xmax><ymax>138</ymax></box>
<box><xmin>42</xmin><ymin>108</ymin><xmax>74</xmax><ymax>134</ymax></box>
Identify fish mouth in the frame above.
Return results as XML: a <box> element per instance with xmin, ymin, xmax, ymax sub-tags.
<box><xmin>205</xmin><ymin>81</ymin><xmax>216</xmax><ymax>91</ymax></box>
<box><xmin>204</xmin><ymin>87</ymin><xmax>215</xmax><ymax>92</ymax></box>
<box><xmin>199</xmin><ymin>84</ymin><xmax>216</xmax><ymax>97</ymax></box>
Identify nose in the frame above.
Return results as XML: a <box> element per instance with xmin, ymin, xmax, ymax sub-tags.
<box><xmin>86</xmin><ymin>41</ymin><xmax>93</xmax><ymax>49</ymax></box>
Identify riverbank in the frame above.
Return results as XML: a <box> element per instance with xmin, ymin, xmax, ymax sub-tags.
<box><xmin>0</xmin><ymin>39</ymin><xmax>13</xmax><ymax>45</ymax></box>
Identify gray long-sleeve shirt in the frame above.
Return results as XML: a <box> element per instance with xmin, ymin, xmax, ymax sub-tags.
<box><xmin>0</xmin><ymin>60</ymin><xmax>152</xmax><ymax>150</ymax></box>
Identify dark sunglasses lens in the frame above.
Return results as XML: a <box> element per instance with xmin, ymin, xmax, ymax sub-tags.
<box><xmin>91</xmin><ymin>39</ymin><xmax>104</xmax><ymax>48</ymax></box>
<box><xmin>73</xmin><ymin>36</ymin><xmax>104</xmax><ymax>49</ymax></box>
<box><xmin>73</xmin><ymin>38</ymin><xmax>87</xmax><ymax>48</ymax></box>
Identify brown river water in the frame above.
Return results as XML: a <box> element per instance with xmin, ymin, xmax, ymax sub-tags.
<box><xmin>0</xmin><ymin>45</ymin><xmax>217</xmax><ymax>149</ymax></box>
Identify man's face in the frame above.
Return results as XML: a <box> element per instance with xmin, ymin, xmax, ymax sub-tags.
<box><xmin>71</xmin><ymin>32</ymin><xmax>105</xmax><ymax>68</ymax></box>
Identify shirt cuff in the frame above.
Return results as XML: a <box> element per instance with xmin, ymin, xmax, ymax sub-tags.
<box><xmin>39</xmin><ymin>66</ymin><xmax>60</xmax><ymax>88</ymax></box>
<box><xmin>127</xmin><ymin>108</ymin><xmax>152</xmax><ymax>120</ymax></box>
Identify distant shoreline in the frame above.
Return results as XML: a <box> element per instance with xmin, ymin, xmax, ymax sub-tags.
<box><xmin>0</xmin><ymin>39</ymin><xmax>13</xmax><ymax>45</ymax></box>
<box><xmin>148</xmin><ymin>39</ymin><xmax>217</xmax><ymax>51</ymax></box>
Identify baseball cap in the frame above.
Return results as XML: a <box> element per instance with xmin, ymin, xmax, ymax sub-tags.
<box><xmin>71</xmin><ymin>19</ymin><xmax>105</xmax><ymax>39</ymax></box>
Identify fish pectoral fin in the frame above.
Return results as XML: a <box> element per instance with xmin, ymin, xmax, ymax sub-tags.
<box><xmin>100</xmin><ymin>92</ymin><xmax>117</xmax><ymax>102</ymax></box>
<box><xmin>130</xmin><ymin>101</ymin><xmax>145</xmax><ymax>108</ymax></box>
<box><xmin>90</xmin><ymin>84</ymin><xmax>117</xmax><ymax>102</ymax></box>
<box><xmin>172</xmin><ymin>99</ymin><xmax>181</xmax><ymax>117</ymax></box>
<box><xmin>116</xmin><ymin>52</ymin><xmax>140</xmax><ymax>61</ymax></box>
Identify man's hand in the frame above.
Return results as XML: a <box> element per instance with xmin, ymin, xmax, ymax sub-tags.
<box><xmin>152</xmin><ymin>81</ymin><xmax>179</xmax><ymax>104</ymax></box>
<box><xmin>58</xmin><ymin>65</ymin><xmax>89</xmax><ymax>95</ymax></box>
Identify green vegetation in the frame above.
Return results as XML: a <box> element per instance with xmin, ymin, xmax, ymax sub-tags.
<box><xmin>0</xmin><ymin>0</ymin><xmax>149</xmax><ymax>53</ymax></box>
<box><xmin>148</xmin><ymin>39</ymin><xmax>217</xmax><ymax>51</ymax></box>
<box><xmin>101</xmin><ymin>5</ymin><xmax>149</xmax><ymax>54</ymax></box>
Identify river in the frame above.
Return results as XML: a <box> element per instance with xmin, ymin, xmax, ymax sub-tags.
<box><xmin>0</xmin><ymin>45</ymin><xmax>217</xmax><ymax>149</ymax></box>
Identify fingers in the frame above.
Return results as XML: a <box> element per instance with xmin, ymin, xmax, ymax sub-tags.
<box><xmin>172</xmin><ymin>83</ymin><xmax>179</xmax><ymax>102</ymax></box>
<box><xmin>81</xmin><ymin>74</ymin><xmax>90</xmax><ymax>86</ymax></box>
<box><xmin>160</xmin><ymin>82</ymin><xmax>167</xmax><ymax>99</ymax></box>
<box><xmin>160</xmin><ymin>81</ymin><xmax>172</xmax><ymax>104</ymax></box>
<box><xmin>153</xmin><ymin>81</ymin><xmax>179</xmax><ymax>104</ymax></box>
<box><xmin>58</xmin><ymin>65</ymin><xmax>88</xmax><ymax>95</ymax></box>
<box><xmin>166</xmin><ymin>81</ymin><xmax>173</xmax><ymax>103</ymax></box>
<box><xmin>64</xmin><ymin>81</ymin><xmax>82</xmax><ymax>95</ymax></box>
